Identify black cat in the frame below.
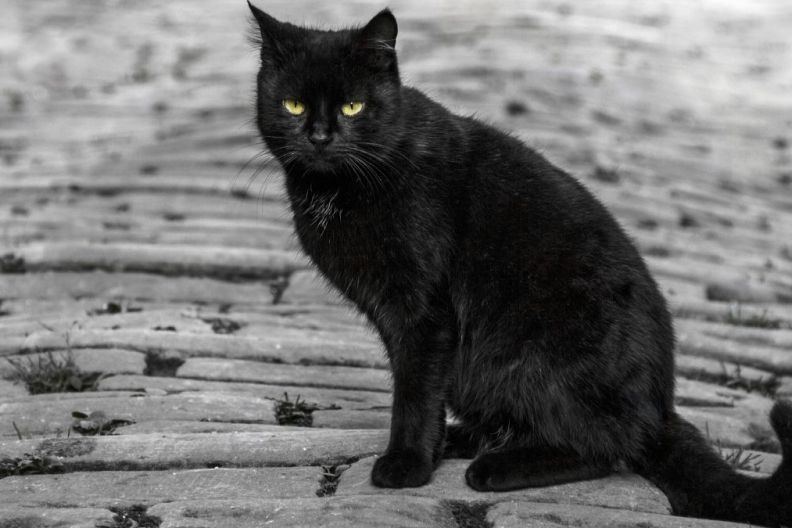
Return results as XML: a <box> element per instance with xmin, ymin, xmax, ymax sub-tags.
<box><xmin>248</xmin><ymin>4</ymin><xmax>792</xmax><ymax>525</ymax></box>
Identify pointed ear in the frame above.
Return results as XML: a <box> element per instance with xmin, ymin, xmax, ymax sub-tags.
<box><xmin>354</xmin><ymin>9</ymin><xmax>398</xmax><ymax>72</ymax></box>
<box><xmin>248</xmin><ymin>2</ymin><xmax>290</xmax><ymax>66</ymax></box>
<box><xmin>358</xmin><ymin>8</ymin><xmax>398</xmax><ymax>50</ymax></box>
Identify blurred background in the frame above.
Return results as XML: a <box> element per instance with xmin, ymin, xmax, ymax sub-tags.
<box><xmin>1</xmin><ymin>1</ymin><xmax>792</xmax><ymax>525</ymax></box>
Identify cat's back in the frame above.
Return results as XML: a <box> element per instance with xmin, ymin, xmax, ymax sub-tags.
<box><xmin>399</xmin><ymin>85</ymin><xmax>650</xmax><ymax>285</ymax></box>
<box><xmin>448</xmin><ymin>113</ymin><xmax>664</xmax><ymax>311</ymax></box>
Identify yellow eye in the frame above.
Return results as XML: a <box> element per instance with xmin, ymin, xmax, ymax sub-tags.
<box><xmin>283</xmin><ymin>99</ymin><xmax>305</xmax><ymax>116</ymax></box>
<box><xmin>341</xmin><ymin>102</ymin><xmax>364</xmax><ymax>117</ymax></box>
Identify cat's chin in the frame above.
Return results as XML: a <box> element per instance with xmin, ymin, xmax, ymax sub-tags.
<box><xmin>307</xmin><ymin>159</ymin><xmax>336</xmax><ymax>172</ymax></box>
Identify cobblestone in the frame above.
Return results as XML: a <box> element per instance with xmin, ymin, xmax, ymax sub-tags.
<box><xmin>1</xmin><ymin>0</ymin><xmax>791</xmax><ymax>526</ymax></box>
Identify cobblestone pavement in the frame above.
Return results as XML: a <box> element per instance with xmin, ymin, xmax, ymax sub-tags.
<box><xmin>1</xmin><ymin>0</ymin><xmax>792</xmax><ymax>526</ymax></box>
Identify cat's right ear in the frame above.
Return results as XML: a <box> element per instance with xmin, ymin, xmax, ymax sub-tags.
<box><xmin>248</xmin><ymin>2</ymin><xmax>289</xmax><ymax>67</ymax></box>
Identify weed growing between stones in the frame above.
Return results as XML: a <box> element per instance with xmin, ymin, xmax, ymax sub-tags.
<box><xmin>0</xmin><ymin>253</ymin><xmax>25</xmax><ymax>273</ymax></box>
<box><xmin>0</xmin><ymin>453</ymin><xmax>64</xmax><ymax>479</ymax></box>
<box><xmin>724</xmin><ymin>305</ymin><xmax>783</xmax><ymax>329</ymax></box>
<box><xmin>143</xmin><ymin>351</ymin><xmax>185</xmax><ymax>377</ymax></box>
<box><xmin>315</xmin><ymin>464</ymin><xmax>349</xmax><ymax>497</ymax></box>
<box><xmin>504</xmin><ymin>100</ymin><xmax>529</xmax><ymax>116</ymax></box>
<box><xmin>87</xmin><ymin>301</ymin><xmax>143</xmax><ymax>316</ymax></box>
<box><xmin>200</xmin><ymin>316</ymin><xmax>242</xmax><ymax>334</ymax></box>
<box><xmin>274</xmin><ymin>393</ymin><xmax>320</xmax><ymax>426</ymax></box>
<box><xmin>591</xmin><ymin>165</ymin><xmax>620</xmax><ymax>185</ymax></box>
<box><xmin>443</xmin><ymin>500</ymin><xmax>494</xmax><ymax>528</ymax></box>
<box><xmin>99</xmin><ymin>505</ymin><xmax>161</xmax><ymax>528</ymax></box>
<box><xmin>269</xmin><ymin>276</ymin><xmax>289</xmax><ymax>304</ymax></box>
<box><xmin>38</xmin><ymin>437</ymin><xmax>97</xmax><ymax>458</ymax></box>
<box><xmin>686</xmin><ymin>363</ymin><xmax>779</xmax><ymax>398</ymax></box>
<box><xmin>720</xmin><ymin>447</ymin><xmax>764</xmax><ymax>472</ymax></box>
<box><xmin>6</xmin><ymin>352</ymin><xmax>105</xmax><ymax>394</ymax></box>
<box><xmin>71</xmin><ymin>411</ymin><xmax>134</xmax><ymax>436</ymax></box>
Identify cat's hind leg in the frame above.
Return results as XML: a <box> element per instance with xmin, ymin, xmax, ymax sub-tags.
<box><xmin>465</xmin><ymin>445</ymin><xmax>612</xmax><ymax>491</ymax></box>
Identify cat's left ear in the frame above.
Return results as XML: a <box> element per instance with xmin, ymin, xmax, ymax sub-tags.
<box><xmin>248</xmin><ymin>2</ymin><xmax>292</xmax><ymax>68</ymax></box>
<box><xmin>359</xmin><ymin>8</ymin><xmax>398</xmax><ymax>49</ymax></box>
<box><xmin>354</xmin><ymin>9</ymin><xmax>398</xmax><ymax>70</ymax></box>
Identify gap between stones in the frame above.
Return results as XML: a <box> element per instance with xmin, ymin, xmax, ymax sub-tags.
<box><xmin>107</xmin><ymin>504</ymin><xmax>162</xmax><ymax>528</ymax></box>
<box><xmin>441</xmin><ymin>500</ymin><xmax>493</xmax><ymax>528</ymax></box>
<box><xmin>316</xmin><ymin>459</ymin><xmax>495</xmax><ymax>528</ymax></box>
<box><xmin>143</xmin><ymin>352</ymin><xmax>185</xmax><ymax>377</ymax></box>
<box><xmin>442</xmin><ymin>500</ymin><xmax>494</xmax><ymax>528</ymax></box>
<box><xmin>315</xmin><ymin>463</ymin><xmax>349</xmax><ymax>497</ymax></box>
<box><xmin>14</xmin><ymin>345</ymin><xmax>385</xmax><ymax>370</ymax></box>
<box><xmin>172</xmin><ymin>374</ymin><xmax>391</xmax><ymax>393</ymax></box>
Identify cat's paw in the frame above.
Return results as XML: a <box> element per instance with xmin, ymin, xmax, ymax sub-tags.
<box><xmin>371</xmin><ymin>449</ymin><xmax>432</xmax><ymax>488</ymax></box>
<box><xmin>465</xmin><ymin>453</ymin><xmax>505</xmax><ymax>491</ymax></box>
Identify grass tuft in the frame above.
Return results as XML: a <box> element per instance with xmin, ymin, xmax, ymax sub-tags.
<box><xmin>71</xmin><ymin>410</ymin><xmax>134</xmax><ymax>436</ymax></box>
<box><xmin>0</xmin><ymin>453</ymin><xmax>64</xmax><ymax>479</ymax></box>
<box><xmin>443</xmin><ymin>500</ymin><xmax>494</xmax><ymax>528</ymax></box>
<box><xmin>5</xmin><ymin>352</ymin><xmax>105</xmax><ymax>394</ymax></box>
<box><xmin>316</xmin><ymin>464</ymin><xmax>349</xmax><ymax>497</ymax></box>
<box><xmin>715</xmin><ymin>441</ymin><xmax>766</xmax><ymax>472</ymax></box>
<box><xmin>269</xmin><ymin>277</ymin><xmax>289</xmax><ymax>305</ymax></box>
<box><xmin>143</xmin><ymin>351</ymin><xmax>184</xmax><ymax>377</ymax></box>
<box><xmin>0</xmin><ymin>253</ymin><xmax>25</xmax><ymax>273</ymax></box>
<box><xmin>274</xmin><ymin>392</ymin><xmax>320</xmax><ymax>427</ymax></box>
<box><xmin>201</xmin><ymin>317</ymin><xmax>242</xmax><ymax>334</ymax></box>
<box><xmin>722</xmin><ymin>447</ymin><xmax>764</xmax><ymax>472</ymax></box>
<box><xmin>724</xmin><ymin>304</ymin><xmax>782</xmax><ymax>329</ymax></box>
<box><xmin>687</xmin><ymin>362</ymin><xmax>779</xmax><ymax>398</ymax></box>
<box><xmin>103</xmin><ymin>505</ymin><xmax>161</xmax><ymax>528</ymax></box>
<box><xmin>87</xmin><ymin>301</ymin><xmax>142</xmax><ymax>316</ymax></box>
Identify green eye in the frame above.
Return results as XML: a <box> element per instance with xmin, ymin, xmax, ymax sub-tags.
<box><xmin>341</xmin><ymin>102</ymin><xmax>364</xmax><ymax>117</ymax></box>
<box><xmin>283</xmin><ymin>99</ymin><xmax>305</xmax><ymax>116</ymax></box>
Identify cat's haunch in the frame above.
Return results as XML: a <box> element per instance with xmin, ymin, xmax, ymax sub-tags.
<box><xmin>248</xmin><ymin>4</ymin><xmax>792</xmax><ymax>526</ymax></box>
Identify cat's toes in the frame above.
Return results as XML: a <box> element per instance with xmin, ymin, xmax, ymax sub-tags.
<box><xmin>371</xmin><ymin>449</ymin><xmax>432</xmax><ymax>488</ymax></box>
<box><xmin>465</xmin><ymin>453</ymin><xmax>508</xmax><ymax>491</ymax></box>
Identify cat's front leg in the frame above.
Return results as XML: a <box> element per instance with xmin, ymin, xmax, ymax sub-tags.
<box><xmin>371</xmin><ymin>314</ymin><xmax>456</xmax><ymax>488</ymax></box>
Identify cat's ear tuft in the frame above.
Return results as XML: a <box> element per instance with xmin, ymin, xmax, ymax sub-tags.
<box><xmin>359</xmin><ymin>8</ymin><xmax>398</xmax><ymax>50</ymax></box>
<box><xmin>248</xmin><ymin>2</ymin><xmax>291</xmax><ymax>67</ymax></box>
<box><xmin>355</xmin><ymin>9</ymin><xmax>399</xmax><ymax>73</ymax></box>
<box><xmin>248</xmin><ymin>1</ymin><xmax>280</xmax><ymax>34</ymax></box>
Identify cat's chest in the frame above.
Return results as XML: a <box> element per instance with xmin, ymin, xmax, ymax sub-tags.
<box><xmin>291</xmin><ymin>197</ymin><xmax>406</xmax><ymax>302</ymax></box>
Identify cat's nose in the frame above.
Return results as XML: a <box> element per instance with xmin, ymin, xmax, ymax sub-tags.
<box><xmin>309</xmin><ymin>130</ymin><xmax>332</xmax><ymax>150</ymax></box>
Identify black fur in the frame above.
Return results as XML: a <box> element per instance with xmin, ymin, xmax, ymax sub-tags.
<box><xmin>248</xmin><ymin>5</ymin><xmax>792</xmax><ymax>525</ymax></box>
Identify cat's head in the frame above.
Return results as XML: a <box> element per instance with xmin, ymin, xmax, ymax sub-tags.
<box><xmin>249</xmin><ymin>3</ymin><xmax>402</xmax><ymax>175</ymax></box>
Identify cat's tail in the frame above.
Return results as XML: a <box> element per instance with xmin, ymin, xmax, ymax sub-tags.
<box><xmin>635</xmin><ymin>400</ymin><xmax>792</xmax><ymax>527</ymax></box>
